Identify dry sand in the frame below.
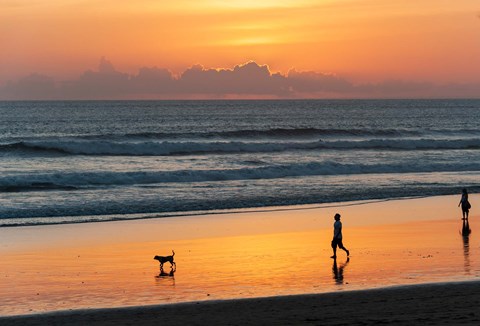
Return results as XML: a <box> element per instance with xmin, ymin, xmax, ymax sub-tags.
<box><xmin>1</xmin><ymin>281</ymin><xmax>480</xmax><ymax>325</ymax></box>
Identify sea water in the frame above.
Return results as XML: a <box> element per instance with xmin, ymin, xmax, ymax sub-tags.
<box><xmin>0</xmin><ymin>99</ymin><xmax>479</xmax><ymax>226</ymax></box>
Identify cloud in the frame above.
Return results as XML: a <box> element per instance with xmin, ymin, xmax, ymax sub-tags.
<box><xmin>356</xmin><ymin>80</ymin><xmax>435</xmax><ymax>97</ymax></box>
<box><xmin>1</xmin><ymin>58</ymin><xmax>479</xmax><ymax>100</ymax></box>
<box><xmin>131</xmin><ymin>67</ymin><xmax>174</xmax><ymax>94</ymax></box>
<box><xmin>61</xmin><ymin>57</ymin><xmax>131</xmax><ymax>99</ymax></box>
<box><xmin>287</xmin><ymin>69</ymin><xmax>354</xmax><ymax>94</ymax></box>
<box><xmin>178</xmin><ymin>62</ymin><xmax>289</xmax><ymax>96</ymax></box>
<box><xmin>0</xmin><ymin>73</ymin><xmax>57</xmax><ymax>100</ymax></box>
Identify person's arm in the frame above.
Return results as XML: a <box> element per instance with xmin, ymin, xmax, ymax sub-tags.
<box><xmin>333</xmin><ymin>224</ymin><xmax>341</xmax><ymax>239</ymax></box>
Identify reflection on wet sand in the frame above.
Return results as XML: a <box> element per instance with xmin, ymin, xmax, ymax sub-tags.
<box><xmin>155</xmin><ymin>265</ymin><xmax>176</xmax><ymax>286</ymax></box>
<box><xmin>156</xmin><ymin>265</ymin><xmax>176</xmax><ymax>278</ymax></box>
<box><xmin>461</xmin><ymin>218</ymin><xmax>471</xmax><ymax>274</ymax></box>
<box><xmin>155</xmin><ymin>265</ymin><xmax>177</xmax><ymax>279</ymax></box>
<box><xmin>332</xmin><ymin>258</ymin><xmax>350</xmax><ymax>285</ymax></box>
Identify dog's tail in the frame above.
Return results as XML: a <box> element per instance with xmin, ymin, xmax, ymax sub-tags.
<box><xmin>172</xmin><ymin>250</ymin><xmax>175</xmax><ymax>256</ymax></box>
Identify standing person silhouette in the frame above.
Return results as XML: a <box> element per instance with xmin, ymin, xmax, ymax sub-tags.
<box><xmin>331</xmin><ymin>213</ymin><xmax>349</xmax><ymax>259</ymax></box>
<box><xmin>458</xmin><ymin>188</ymin><xmax>471</xmax><ymax>220</ymax></box>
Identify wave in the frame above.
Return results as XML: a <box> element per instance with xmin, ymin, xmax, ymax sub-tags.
<box><xmin>68</xmin><ymin>128</ymin><xmax>424</xmax><ymax>140</ymax></box>
<box><xmin>133</xmin><ymin>128</ymin><xmax>480</xmax><ymax>139</ymax></box>
<box><xmin>5</xmin><ymin>127</ymin><xmax>479</xmax><ymax>145</ymax></box>
<box><xmin>135</xmin><ymin>128</ymin><xmax>423</xmax><ymax>138</ymax></box>
<box><xmin>2</xmin><ymin>161</ymin><xmax>480</xmax><ymax>192</ymax></box>
<box><xmin>1</xmin><ymin>138</ymin><xmax>479</xmax><ymax>156</ymax></box>
<box><xmin>2</xmin><ymin>185</ymin><xmax>479</xmax><ymax>225</ymax></box>
<box><xmin>1</xmin><ymin>128</ymin><xmax>419</xmax><ymax>144</ymax></box>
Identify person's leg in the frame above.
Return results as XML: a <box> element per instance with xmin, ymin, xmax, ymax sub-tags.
<box><xmin>331</xmin><ymin>240</ymin><xmax>337</xmax><ymax>258</ymax></box>
<box><xmin>338</xmin><ymin>240</ymin><xmax>350</xmax><ymax>256</ymax></box>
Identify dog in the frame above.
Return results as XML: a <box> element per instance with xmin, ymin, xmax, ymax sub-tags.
<box><xmin>154</xmin><ymin>250</ymin><xmax>176</xmax><ymax>269</ymax></box>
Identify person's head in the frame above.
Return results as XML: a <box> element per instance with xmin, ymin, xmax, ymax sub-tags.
<box><xmin>334</xmin><ymin>213</ymin><xmax>341</xmax><ymax>221</ymax></box>
<box><xmin>463</xmin><ymin>188</ymin><xmax>468</xmax><ymax>194</ymax></box>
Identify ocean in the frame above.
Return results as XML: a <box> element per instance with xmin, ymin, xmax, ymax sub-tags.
<box><xmin>0</xmin><ymin>99</ymin><xmax>479</xmax><ymax>227</ymax></box>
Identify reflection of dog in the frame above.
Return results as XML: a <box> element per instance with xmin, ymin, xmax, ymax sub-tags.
<box><xmin>154</xmin><ymin>250</ymin><xmax>176</xmax><ymax>268</ymax></box>
<box><xmin>158</xmin><ymin>264</ymin><xmax>176</xmax><ymax>278</ymax></box>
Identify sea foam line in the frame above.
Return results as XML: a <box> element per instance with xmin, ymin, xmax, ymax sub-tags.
<box><xmin>1</xmin><ymin>138</ymin><xmax>480</xmax><ymax>156</ymax></box>
<box><xmin>1</xmin><ymin>162</ymin><xmax>480</xmax><ymax>192</ymax></box>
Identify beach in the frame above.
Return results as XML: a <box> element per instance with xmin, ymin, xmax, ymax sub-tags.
<box><xmin>3</xmin><ymin>0</ymin><xmax>480</xmax><ymax>323</ymax></box>
<box><xmin>2</xmin><ymin>0</ymin><xmax>480</xmax><ymax>322</ymax></box>
<box><xmin>1</xmin><ymin>194</ymin><xmax>479</xmax><ymax>324</ymax></box>
<box><xmin>2</xmin><ymin>281</ymin><xmax>480</xmax><ymax>325</ymax></box>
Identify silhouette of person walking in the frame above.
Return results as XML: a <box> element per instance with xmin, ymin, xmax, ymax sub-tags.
<box><xmin>458</xmin><ymin>188</ymin><xmax>471</xmax><ymax>220</ymax></box>
<box><xmin>331</xmin><ymin>213</ymin><xmax>350</xmax><ymax>259</ymax></box>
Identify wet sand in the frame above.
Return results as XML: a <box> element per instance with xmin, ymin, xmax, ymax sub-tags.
<box><xmin>0</xmin><ymin>194</ymin><xmax>479</xmax><ymax>323</ymax></box>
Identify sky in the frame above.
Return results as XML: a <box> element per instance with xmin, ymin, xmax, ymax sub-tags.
<box><xmin>1</xmin><ymin>0</ymin><xmax>480</xmax><ymax>99</ymax></box>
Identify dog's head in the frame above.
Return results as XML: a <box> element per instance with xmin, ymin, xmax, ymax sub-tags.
<box><xmin>153</xmin><ymin>255</ymin><xmax>160</xmax><ymax>261</ymax></box>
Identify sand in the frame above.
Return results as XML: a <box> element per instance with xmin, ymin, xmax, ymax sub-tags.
<box><xmin>1</xmin><ymin>281</ymin><xmax>480</xmax><ymax>325</ymax></box>
<box><xmin>0</xmin><ymin>194</ymin><xmax>479</xmax><ymax>324</ymax></box>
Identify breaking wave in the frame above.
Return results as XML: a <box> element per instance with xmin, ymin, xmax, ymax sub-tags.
<box><xmin>2</xmin><ymin>161</ymin><xmax>480</xmax><ymax>192</ymax></box>
<box><xmin>1</xmin><ymin>138</ymin><xmax>479</xmax><ymax>156</ymax></box>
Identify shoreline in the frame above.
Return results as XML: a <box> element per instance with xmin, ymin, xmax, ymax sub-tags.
<box><xmin>2</xmin><ymin>280</ymin><xmax>480</xmax><ymax>325</ymax></box>
<box><xmin>0</xmin><ymin>193</ymin><xmax>469</xmax><ymax>228</ymax></box>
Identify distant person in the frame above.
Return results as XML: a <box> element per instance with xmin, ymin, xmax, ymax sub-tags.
<box><xmin>331</xmin><ymin>213</ymin><xmax>350</xmax><ymax>259</ymax></box>
<box><xmin>458</xmin><ymin>188</ymin><xmax>471</xmax><ymax>220</ymax></box>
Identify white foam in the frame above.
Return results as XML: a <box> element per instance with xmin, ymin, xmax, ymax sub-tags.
<box><xmin>9</xmin><ymin>137</ymin><xmax>480</xmax><ymax>156</ymax></box>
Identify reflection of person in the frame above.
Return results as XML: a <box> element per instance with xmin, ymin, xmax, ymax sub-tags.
<box><xmin>458</xmin><ymin>188</ymin><xmax>471</xmax><ymax>220</ymax></box>
<box><xmin>461</xmin><ymin>218</ymin><xmax>471</xmax><ymax>274</ymax></box>
<box><xmin>330</xmin><ymin>213</ymin><xmax>350</xmax><ymax>259</ymax></box>
<box><xmin>462</xmin><ymin>218</ymin><xmax>471</xmax><ymax>237</ymax></box>
<box><xmin>332</xmin><ymin>258</ymin><xmax>350</xmax><ymax>285</ymax></box>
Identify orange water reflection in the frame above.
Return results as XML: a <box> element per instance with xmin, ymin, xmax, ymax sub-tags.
<box><xmin>0</xmin><ymin>195</ymin><xmax>478</xmax><ymax>316</ymax></box>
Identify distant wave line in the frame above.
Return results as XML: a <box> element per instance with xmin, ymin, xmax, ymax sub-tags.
<box><xmin>1</xmin><ymin>137</ymin><xmax>480</xmax><ymax>156</ymax></box>
<box><xmin>1</xmin><ymin>162</ymin><xmax>480</xmax><ymax>192</ymax></box>
<box><xmin>4</xmin><ymin>127</ymin><xmax>480</xmax><ymax>144</ymax></box>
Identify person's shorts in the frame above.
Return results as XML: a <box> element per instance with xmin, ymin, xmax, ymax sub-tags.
<box><xmin>331</xmin><ymin>238</ymin><xmax>344</xmax><ymax>249</ymax></box>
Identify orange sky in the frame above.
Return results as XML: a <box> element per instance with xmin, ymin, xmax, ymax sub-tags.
<box><xmin>1</xmin><ymin>0</ymin><xmax>480</xmax><ymax>96</ymax></box>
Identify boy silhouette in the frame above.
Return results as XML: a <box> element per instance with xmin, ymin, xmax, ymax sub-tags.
<box><xmin>331</xmin><ymin>213</ymin><xmax>350</xmax><ymax>259</ymax></box>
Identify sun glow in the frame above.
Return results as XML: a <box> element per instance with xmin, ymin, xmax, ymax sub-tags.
<box><xmin>209</xmin><ymin>0</ymin><xmax>317</xmax><ymax>9</ymax></box>
<box><xmin>1</xmin><ymin>0</ymin><xmax>480</xmax><ymax>93</ymax></box>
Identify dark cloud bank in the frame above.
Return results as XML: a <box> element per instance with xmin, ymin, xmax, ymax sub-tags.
<box><xmin>1</xmin><ymin>58</ymin><xmax>479</xmax><ymax>100</ymax></box>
